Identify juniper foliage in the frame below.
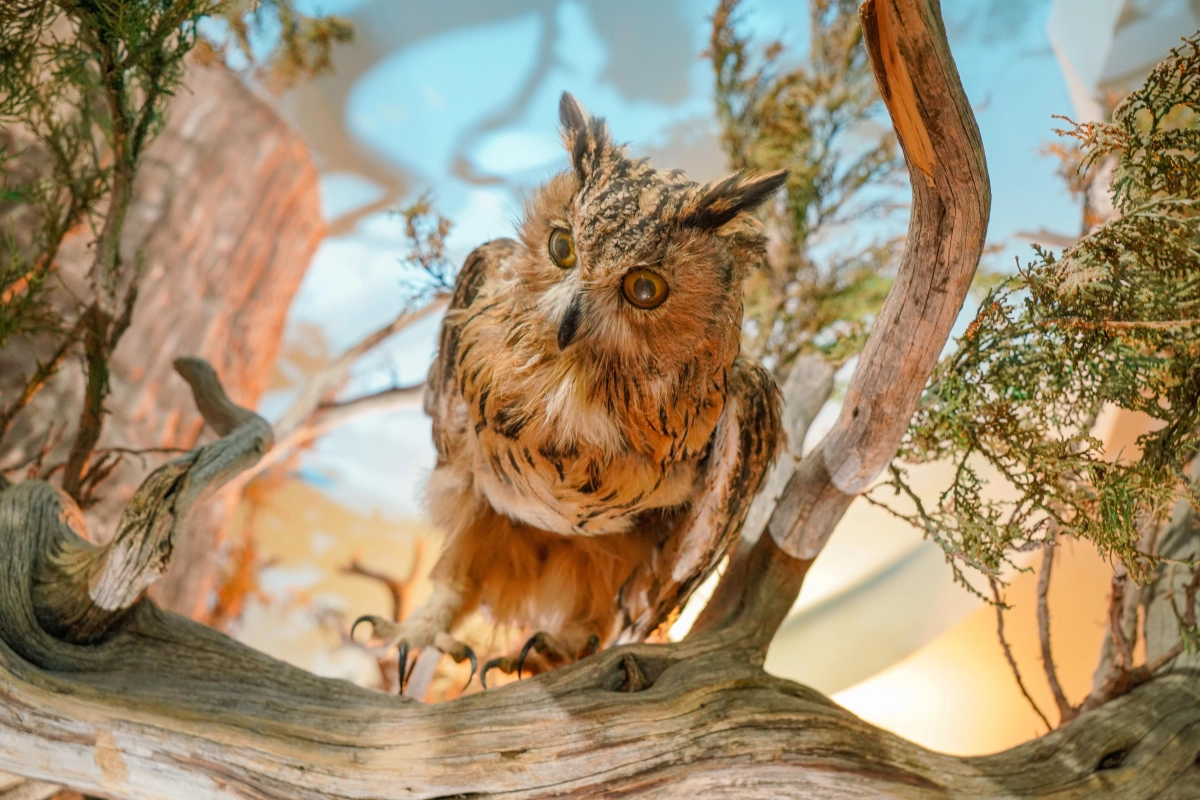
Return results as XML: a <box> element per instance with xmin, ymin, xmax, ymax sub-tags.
<box><xmin>872</xmin><ymin>34</ymin><xmax>1200</xmax><ymax>590</ymax></box>
<box><xmin>709</xmin><ymin>0</ymin><xmax>904</xmax><ymax>375</ymax></box>
<box><xmin>0</xmin><ymin>0</ymin><xmax>349</xmax><ymax>502</ymax></box>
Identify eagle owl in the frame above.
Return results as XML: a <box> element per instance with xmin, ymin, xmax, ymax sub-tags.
<box><xmin>356</xmin><ymin>93</ymin><xmax>785</xmax><ymax>688</ymax></box>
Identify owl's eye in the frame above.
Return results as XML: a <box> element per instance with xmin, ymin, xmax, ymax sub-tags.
<box><xmin>547</xmin><ymin>228</ymin><xmax>576</xmax><ymax>269</ymax></box>
<box><xmin>622</xmin><ymin>269</ymin><xmax>669</xmax><ymax>309</ymax></box>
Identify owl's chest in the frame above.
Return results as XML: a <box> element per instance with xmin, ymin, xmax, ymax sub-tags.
<box><xmin>457</xmin><ymin>362</ymin><xmax>729</xmax><ymax>536</ymax></box>
<box><xmin>468</xmin><ymin>434</ymin><xmax>699</xmax><ymax>535</ymax></box>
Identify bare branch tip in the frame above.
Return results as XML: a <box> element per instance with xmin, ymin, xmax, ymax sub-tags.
<box><xmin>173</xmin><ymin>356</ymin><xmax>264</xmax><ymax>439</ymax></box>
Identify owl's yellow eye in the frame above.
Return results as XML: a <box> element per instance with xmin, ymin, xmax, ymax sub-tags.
<box><xmin>547</xmin><ymin>228</ymin><xmax>576</xmax><ymax>268</ymax></box>
<box><xmin>622</xmin><ymin>269</ymin><xmax>669</xmax><ymax>309</ymax></box>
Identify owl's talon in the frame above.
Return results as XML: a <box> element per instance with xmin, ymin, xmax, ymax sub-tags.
<box><xmin>432</xmin><ymin>632</ymin><xmax>477</xmax><ymax>690</ymax></box>
<box><xmin>517</xmin><ymin>631</ymin><xmax>571</xmax><ymax>678</ymax></box>
<box><xmin>462</xmin><ymin>645</ymin><xmax>477</xmax><ymax>690</ymax></box>
<box><xmin>350</xmin><ymin>614</ymin><xmax>381</xmax><ymax>642</ymax></box>
<box><xmin>397</xmin><ymin>641</ymin><xmax>412</xmax><ymax>691</ymax></box>
<box><xmin>480</xmin><ymin>656</ymin><xmax>508</xmax><ymax>690</ymax></box>
<box><xmin>516</xmin><ymin>635</ymin><xmax>538</xmax><ymax>680</ymax></box>
<box><xmin>579</xmin><ymin>634</ymin><xmax>600</xmax><ymax>659</ymax></box>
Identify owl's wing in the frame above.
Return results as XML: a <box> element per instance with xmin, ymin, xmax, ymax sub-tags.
<box><xmin>425</xmin><ymin>238</ymin><xmax>518</xmax><ymax>462</ymax></box>
<box><xmin>617</xmin><ymin>357</ymin><xmax>783</xmax><ymax>642</ymax></box>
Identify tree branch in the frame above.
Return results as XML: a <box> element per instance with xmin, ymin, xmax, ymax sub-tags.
<box><xmin>239</xmin><ymin>297</ymin><xmax>446</xmax><ymax>483</ymax></box>
<box><xmin>992</xmin><ymin>577</ymin><xmax>1052</xmax><ymax>733</ymax></box>
<box><xmin>29</xmin><ymin>357</ymin><xmax>273</xmax><ymax>644</ymax></box>
<box><xmin>1038</xmin><ymin>541</ymin><xmax>1076</xmax><ymax>725</ymax></box>
<box><xmin>240</xmin><ymin>384</ymin><xmax>424</xmax><ymax>484</ymax></box>
<box><xmin>272</xmin><ymin>297</ymin><xmax>447</xmax><ymax>441</ymax></box>
<box><xmin>700</xmin><ymin>0</ymin><xmax>990</xmax><ymax>642</ymax></box>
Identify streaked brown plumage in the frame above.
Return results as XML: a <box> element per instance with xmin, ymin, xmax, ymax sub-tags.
<box><xmin>356</xmin><ymin>93</ymin><xmax>785</xmax><ymax>685</ymax></box>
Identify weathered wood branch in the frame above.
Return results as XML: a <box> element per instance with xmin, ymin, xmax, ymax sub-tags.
<box><xmin>0</xmin><ymin>2</ymin><xmax>1197</xmax><ymax>798</ymax></box>
<box><xmin>697</xmin><ymin>0</ymin><xmax>990</xmax><ymax>640</ymax></box>
<box><xmin>27</xmin><ymin>358</ymin><xmax>272</xmax><ymax>645</ymax></box>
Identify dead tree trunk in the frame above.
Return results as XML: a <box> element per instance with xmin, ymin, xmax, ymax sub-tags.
<box><xmin>0</xmin><ymin>56</ymin><xmax>323</xmax><ymax>619</ymax></box>
<box><xmin>0</xmin><ymin>1</ymin><xmax>1196</xmax><ymax>798</ymax></box>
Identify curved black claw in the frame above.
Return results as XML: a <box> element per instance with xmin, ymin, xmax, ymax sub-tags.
<box><xmin>397</xmin><ymin>641</ymin><xmax>410</xmax><ymax>692</ymax></box>
<box><xmin>579</xmin><ymin>634</ymin><xmax>600</xmax><ymax>659</ymax></box>
<box><xmin>480</xmin><ymin>656</ymin><xmax>507</xmax><ymax>690</ymax></box>
<box><xmin>462</xmin><ymin>645</ymin><xmax>478</xmax><ymax>692</ymax></box>
<box><xmin>350</xmin><ymin>614</ymin><xmax>374</xmax><ymax>642</ymax></box>
<box><xmin>517</xmin><ymin>632</ymin><xmax>549</xmax><ymax>680</ymax></box>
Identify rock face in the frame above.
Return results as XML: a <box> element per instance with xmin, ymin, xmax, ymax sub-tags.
<box><xmin>0</xmin><ymin>57</ymin><xmax>325</xmax><ymax>617</ymax></box>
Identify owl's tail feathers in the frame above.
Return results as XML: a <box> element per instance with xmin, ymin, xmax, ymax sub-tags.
<box><xmin>479</xmin><ymin>631</ymin><xmax>600</xmax><ymax>689</ymax></box>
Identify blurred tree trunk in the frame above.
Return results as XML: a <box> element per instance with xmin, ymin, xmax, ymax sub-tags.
<box><xmin>0</xmin><ymin>55</ymin><xmax>324</xmax><ymax>618</ymax></box>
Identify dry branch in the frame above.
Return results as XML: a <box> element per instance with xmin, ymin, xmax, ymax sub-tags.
<box><xmin>1038</xmin><ymin>542</ymin><xmax>1076</xmax><ymax>725</ymax></box>
<box><xmin>0</xmin><ymin>2</ymin><xmax>1197</xmax><ymax>798</ymax></box>
<box><xmin>698</xmin><ymin>0</ymin><xmax>990</xmax><ymax>638</ymax></box>
<box><xmin>238</xmin><ymin>297</ymin><xmax>446</xmax><ymax>483</ymax></box>
<box><xmin>28</xmin><ymin>358</ymin><xmax>273</xmax><ymax>644</ymax></box>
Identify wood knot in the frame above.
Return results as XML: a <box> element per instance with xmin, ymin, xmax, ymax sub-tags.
<box><xmin>604</xmin><ymin>654</ymin><xmax>650</xmax><ymax>693</ymax></box>
<box><xmin>1095</xmin><ymin>747</ymin><xmax>1130</xmax><ymax>771</ymax></box>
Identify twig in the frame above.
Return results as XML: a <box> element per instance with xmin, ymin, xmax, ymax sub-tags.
<box><xmin>60</xmin><ymin>304</ymin><xmax>112</xmax><ymax>503</ymax></box>
<box><xmin>273</xmin><ymin>298</ymin><xmax>448</xmax><ymax>440</ymax></box>
<box><xmin>0</xmin><ymin>317</ymin><xmax>83</xmax><ymax>444</ymax></box>
<box><xmin>1045</xmin><ymin>317</ymin><xmax>1200</xmax><ymax>331</ymax></box>
<box><xmin>1169</xmin><ymin>561</ymin><xmax>1200</xmax><ymax>648</ymax></box>
<box><xmin>342</xmin><ymin>560</ymin><xmax>406</xmax><ymax>623</ymax></box>
<box><xmin>241</xmin><ymin>383</ymin><xmax>424</xmax><ymax>484</ymax></box>
<box><xmin>991</xmin><ymin>578</ymin><xmax>1052</xmax><ymax>731</ymax></box>
<box><xmin>1037</xmin><ymin>542</ymin><xmax>1076</xmax><ymax>724</ymax></box>
<box><xmin>1108</xmin><ymin>571</ymin><xmax>1135</xmax><ymax>671</ymax></box>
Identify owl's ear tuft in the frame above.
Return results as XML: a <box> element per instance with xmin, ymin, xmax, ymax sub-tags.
<box><xmin>678</xmin><ymin>169</ymin><xmax>788</xmax><ymax>231</ymax></box>
<box><xmin>558</xmin><ymin>91</ymin><xmax>612</xmax><ymax>183</ymax></box>
<box><xmin>559</xmin><ymin>92</ymin><xmax>587</xmax><ymax>136</ymax></box>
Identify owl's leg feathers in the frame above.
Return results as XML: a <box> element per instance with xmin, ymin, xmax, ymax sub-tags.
<box><xmin>351</xmin><ymin>581</ymin><xmax>476</xmax><ymax>692</ymax></box>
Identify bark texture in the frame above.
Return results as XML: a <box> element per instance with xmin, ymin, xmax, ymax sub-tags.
<box><xmin>0</xmin><ymin>2</ymin><xmax>1196</xmax><ymax>799</ymax></box>
<box><xmin>0</xmin><ymin>56</ymin><xmax>323</xmax><ymax>617</ymax></box>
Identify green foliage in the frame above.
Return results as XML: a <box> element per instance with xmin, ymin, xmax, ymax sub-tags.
<box><xmin>206</xmin><ymin>0</ymin><xmax>352</xmax><ymax>93</ymax></box>
<box><xmin>0</xmin><ymin>0</ymin><xmax>349</xmax><ymax>497</ymax></box>
<box><xmin>709</xmin><ymin>0</ymin><xmax>904</xmax><ymax>375</ymax></box>
<box><xmin>872</xmin><ymin>33</ymin><xmax>1200</xmax><ymax>589</ymax></box>
<box><xmin>395</xmin><ymin>192</ymin><xmax>456</xmax><ymax>298</ymax></box>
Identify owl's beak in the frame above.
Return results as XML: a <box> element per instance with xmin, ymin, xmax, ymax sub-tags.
<box><xmin>557</xmin><ymin>294</ymin><xmax>585</xmax><ymax>350</ymax></box>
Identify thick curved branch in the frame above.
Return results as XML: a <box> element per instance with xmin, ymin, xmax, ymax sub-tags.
<box><xmin>773</xmin><ymin>0</ymin><xmax>989</xmax><ymax>558</ymax></box>
<box><xmin>701</xmin><ymin>0</ymin><xmax>990</xmax><ymax>640</ymax></box>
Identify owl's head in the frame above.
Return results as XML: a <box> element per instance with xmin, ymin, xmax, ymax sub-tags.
<box><xmin>514</xmin><ymin>93</ymin><xmax>786</xmax><ymax>367</ymax></box>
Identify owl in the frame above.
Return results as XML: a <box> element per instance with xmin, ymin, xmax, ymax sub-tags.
<box><xmin>355</xmin><ymin>93</ymin><xmax>785</xmax><ymax>689</ymax></box>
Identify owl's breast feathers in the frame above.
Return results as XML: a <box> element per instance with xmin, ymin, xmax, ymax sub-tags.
<box><xmin>425</xmin><ymin>239</ymin><xmax>747</xmax><ymax>537</ymax></box>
